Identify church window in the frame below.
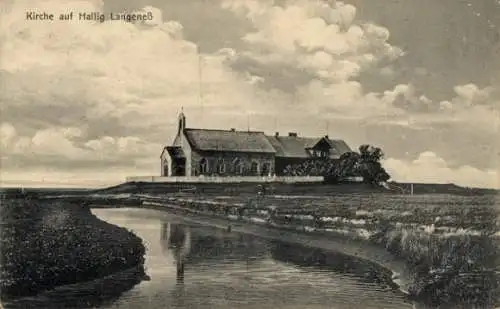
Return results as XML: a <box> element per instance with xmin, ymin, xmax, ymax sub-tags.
<box><xmin>250</xmin><ymin>161</ymin><xmax>259</xmax><ymax>175</ymax></box>
<box><xmin>233</xmin><ymin>158</ymin><xmax>244</xmax><ymax>175</ymax></box>
<box><xmin>218</xmin><ymin>159</ymin><xmax>226</xmax><ymax>174</ymax></box>
<box><xmin>261</xmin><ymin>162</ymin><xmax>271</xmax><ymax>176</ymax></box>
<box><xmin>199</xmin><ymin>158</ymin><xmax>209</xmax><ymax>174</ymax></box>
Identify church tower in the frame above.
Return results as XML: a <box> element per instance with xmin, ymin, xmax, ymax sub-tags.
<box><xmin>177</xmin><ymin>109</ymin><xmax>186</xmax><ymax>134</ymax></box>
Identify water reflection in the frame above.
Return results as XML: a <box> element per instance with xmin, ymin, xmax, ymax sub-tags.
<box><xmin>159</xmin><ymin>221</ymin><xmax>270</xmax><ymax>275</ymax></box>
<box><xmin>159</xmin><ymin>222</ymin><xmax>401</xmax><ymax>292</ymax></box>
<box><xmin>161</xmin><ymin>222</ymin><xmax>191</xmax><ymax>283</ymax></box>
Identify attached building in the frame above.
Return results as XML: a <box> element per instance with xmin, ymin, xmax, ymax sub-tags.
<box><xmin>160</xmin><ymin>112</ymin><xmax>352</xmax><ymax>177</ymax></box>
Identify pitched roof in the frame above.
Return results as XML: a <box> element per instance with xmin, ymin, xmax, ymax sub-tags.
<box><xmin>177</xmin><ymin>128</ymin><xmax>351</xmax><ymax>157</ymax></box>
<box><xmin>183</xmin><ymin>128</ymin><xmax>276</xmax><ymax>153</ymax></box>
<box><xmin>166</xmin><ymin>146</ymin><xmax>185</xmax><ymax>158</ymax></box>
<box><xmin>266</xmin><ymin>135</ymin><xmax>352</xmax><ymax>158</ymax></box>
<box><xmin>266</xmin><ymin>136</ymin><xmax>316</xmax><ymax>158</ymax></box>
<box><xmin>326</xmin><ymin>139</ymin><xmax>352</xmax><ymax>154</ymax></box>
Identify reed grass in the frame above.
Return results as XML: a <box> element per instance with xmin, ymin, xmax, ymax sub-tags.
<box><xmin>370</xmin><ymin>222</ymin><xmax>498</xmax><ymax>304</ymax></box>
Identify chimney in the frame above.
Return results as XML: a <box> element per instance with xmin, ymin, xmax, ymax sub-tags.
<box><xmin>288</xmin><ymin>132</ymin><xmax>297</xmax><ymax>137</ymax></box>
<box><xmin>275</xmin><ymin>132</ymin><xmax>279</xmax><ymax>137</ymax></box>
<box><xmin>230</xmin><ymin>128</ymin><xmax>235</xmax><ymax>132</ymax></box>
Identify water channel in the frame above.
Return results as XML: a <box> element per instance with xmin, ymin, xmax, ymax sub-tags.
<box><xmin>93</xmin><ymin>208</ymin><xmax>420</xmax><ymax>309</ymax></box>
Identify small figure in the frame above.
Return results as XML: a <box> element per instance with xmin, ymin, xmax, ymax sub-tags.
<box><xmin>227</xmin><ymin>224</ymin><xmax>232</xmax><ymax>232</ymax></box>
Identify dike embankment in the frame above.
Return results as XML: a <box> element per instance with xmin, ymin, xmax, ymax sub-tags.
<box><xmin>96</xmin><ymin>180</ymin><xmax>500</xmax><ymax>196</ymax></box>
<box><xmin>0</xmin><ymin>190</ymin><xmax>147</xmax><ymax>301</ymax></box>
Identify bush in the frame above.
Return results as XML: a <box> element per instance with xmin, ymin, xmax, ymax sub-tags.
<box><xmin>281</xmin><ymin>144</ymin><xmax>391</xmax><ymax>184</ymax></box>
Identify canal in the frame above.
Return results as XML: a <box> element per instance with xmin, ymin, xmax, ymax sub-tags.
<box><xmin>90</xmin><ymin>208</ymin><xmax>419</xmax><ymax>309</ymax></box>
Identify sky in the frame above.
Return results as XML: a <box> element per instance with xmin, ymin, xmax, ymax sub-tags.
<box><xmin>0</xmin><ymin>0</ymin><xmax>499</xmax><ymax>188</ymax></box>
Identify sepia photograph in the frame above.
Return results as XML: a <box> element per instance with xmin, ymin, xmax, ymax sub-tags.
<box><xmin>0</xmin><ymin>0</ymin><xmax>499</xmax><ymax>308</ymax></box>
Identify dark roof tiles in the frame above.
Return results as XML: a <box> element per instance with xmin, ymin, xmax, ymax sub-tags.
<box><xmin>266</xmin><ymin>136</ymin><xmax>352</xmax><ymax>158</ymax></box>
<box><xmin>184</xmin><ymin>129</ymin><xmax>276</xmax><ymax>153</ymax></box>
<box><xmin>181</xmin><ymin>128</ymin><xmax>352</xmax><ymax>157</ymax></box>
<box><xmin>266</xmin><ymin>136</ymin><xmax>316</xmax><ymax>158</ymax></box>
<box><xmin>327</xmin><ymin>139</ymin><xmax>352</xmax><ymax>154</ymax></box>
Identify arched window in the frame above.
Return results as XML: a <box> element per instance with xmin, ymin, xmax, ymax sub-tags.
<box><xmin>217</xmin><ymin>158</ymin><xmax>226</xmax><ymax>174</ymax></box>
<box><xmin>261</xmin><ymin>162</ymin><xmax>271</xmax><ymax>176</ymax></box>
<box><xmin>199</xmin><ymin>158</ymin><xmax>209</xmax><ymax>175</ymax></box>
<box><xmin>233</xmin><ymin>158</ymin><xmax>244</xmax><ymax>175</ymax></box>
<box><xmin>250</xmin><ymin>161</ymin><xmax>259</xmax><ymax>176</ymax></box>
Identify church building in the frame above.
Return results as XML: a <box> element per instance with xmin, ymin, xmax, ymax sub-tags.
<box><xmin>160</xmin><ymin>112</ymin><xmax>352</xmax><ymax>177</ymax></box>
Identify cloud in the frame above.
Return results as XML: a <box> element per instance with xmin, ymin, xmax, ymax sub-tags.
<box><xmin>222</xmin><ymin>0</ymin><xmax>403</xmax><ymax>91</ymax></box>
<box><xmin>0</xmin><ymin>0</ymin><xmax>283</xmax><ymax>120</ymax></box>
<box><xmin>219</xmin><ymin>0</ymin><xmax>418</xmax><ymax>121</ymax></box>
<box><xmin>0</xmin><ymin>122</ymin><xmax>159</xmax><ymax>170</ymax></box>
<box><xmin>384</xmin><ymin>152</ymin><xmax>499</xmax><ymax>189</ymax></box>
<box><xmin>398</xmin><ymin>84</ymin><xmax>498</xmax><ymax>133</ymax></box>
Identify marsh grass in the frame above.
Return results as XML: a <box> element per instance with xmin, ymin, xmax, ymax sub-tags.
<box><xmin>369</xmin><ymin>223</ymin><xmax>498</xmax><ymax>306</ymax></box>
<box><xmin>0</xmin><ymin>192</ymin><xmax>146</xmax><ymax>299</ymax></box>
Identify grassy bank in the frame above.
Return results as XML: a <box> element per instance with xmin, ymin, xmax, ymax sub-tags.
<box><xmin>0</xmin><ymin>190</ymin><xmax>146</xmax><ymax>299</ymax></box>
<box><xmin>370</xmin><ymin>226</ymin><xmax>498</xmax><ymax>306</ymax></box>
<box><xmin>128</xmin><ymin>191</ymin><xmax>499</xmax><ymax>307</ymax></box>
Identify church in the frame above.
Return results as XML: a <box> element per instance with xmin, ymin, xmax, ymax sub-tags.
<box><xmin>160</xmin><ymin>112</ymin><xmax>352</xmax><ymax>177</ymax></box>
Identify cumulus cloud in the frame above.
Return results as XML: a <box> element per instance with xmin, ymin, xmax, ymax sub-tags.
<box><xmin>222</xmin><ymin>0</ymin><xmax>403</xmax><ymax>90</ymax></box>
<box><xmin>384</xmin><ymin>152</ymin><xmax>499</xmax><ymax>189</ymax></box>
<box><xmin>0</xmin><ymin>3</ymin><xmax>269</xmax><ymax>122</ymax></box>
<box><xmin>219</xmin><ymin>0</ymin><xmax>419</xmax><ymax>121</ymax></box>
<box><xmin>379</xmin><ymin>83</ymin><xmax>499</xmax><ymax>132</ymax></box>
<box><xmin>0</xmin><ymin>122</ymin><xmax>158</xmax><ymax>169</ymax></box>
